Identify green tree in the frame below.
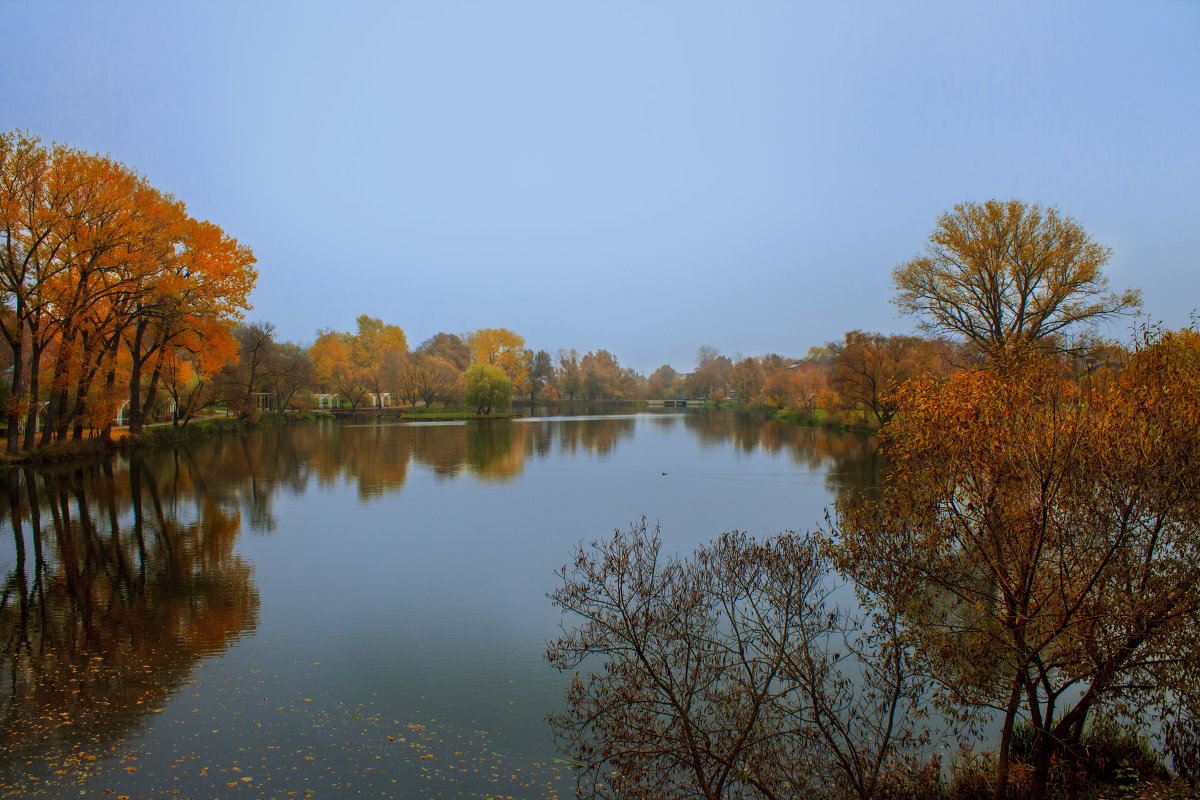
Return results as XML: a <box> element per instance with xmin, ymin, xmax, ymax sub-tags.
<box><xmin>463</xmin><ymin>363</ymin><xmax>511</xmax><ymax>414</ymax></box>
<box><xmin>528</xmin><ymin>349</ymin><xmax>554</xmax><ymax>400</ymax></box>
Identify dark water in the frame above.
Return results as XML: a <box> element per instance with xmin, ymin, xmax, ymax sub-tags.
<box><xmin>0</xmin><ymin>409</ymin><xmax>877</xmax><ymax>798</ymax></box>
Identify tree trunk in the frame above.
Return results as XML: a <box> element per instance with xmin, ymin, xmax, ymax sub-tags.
<box><xmin>41</xmin><ymin>320</ymin><xmax>79</xmax><ymax>446</ymax></box>
<box><xmin>1028</xmin><ymin>731</ymin><xmax>1056</xmax><ymax>800</ymax></box>
<box><xmin>6</xmin><ymin>334</ymin><xmax>23</xmax><ymax>455</ymax></box>
<box><xmin>993</xmin><ymin>680</ymin><xmax>1024</xmax><ymax>800</ymax></box>
<box><xmin>22</xmin><ymin>339</ymin><xmax>43</xmax><ymax>452</ymax></box>
<box><xmin>128</xmin><ymin>320</ymin><xmax>148</xmax><ymax>434</ymax></box>
<box><xmin>137</xmin><ymin>354</ymin><xmax>164</xmax><ymax>429</ymax></box>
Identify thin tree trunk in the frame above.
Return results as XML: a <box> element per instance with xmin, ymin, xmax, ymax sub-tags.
<box><xmin>22</xmin><ymin>339</ymin><xmax>42</xmax><ymax>451</ymax></box>
<box><xmin>993</xmin><ymin>679</ymin><xmax>1024</xmax><ymax>800</ymax></box>
<box><xmin>5</xmin><ymin>333</ymin><xmax>22</xmax><ymax>454</ymax></box>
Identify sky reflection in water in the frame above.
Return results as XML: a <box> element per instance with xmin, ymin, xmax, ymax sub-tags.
<box><xmin>0</xmin><ymin>409</ymin><xmax>876</xmax><ymax>798</ymax></box>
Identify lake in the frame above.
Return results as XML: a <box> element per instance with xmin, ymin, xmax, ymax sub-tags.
<box><xmin>0</xmin><ymin>409</ymin><xmax>877</xmax><ymax>798</ymax></box>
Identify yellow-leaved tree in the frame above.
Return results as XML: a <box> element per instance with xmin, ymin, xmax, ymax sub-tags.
<box><xmin>892</xmin><ymin>200</ymin><xmax>1140</xmax><ymax>359</ymax></box>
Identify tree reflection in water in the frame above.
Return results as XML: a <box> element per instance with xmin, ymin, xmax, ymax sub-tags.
<box><xmin>0</xmin><ymin>455</ymin><xmax>259</xmax><ymax>765</ymax></box>
<box><xmin>684</xmin><ymin>408</ymin><xmax>880</xmax><ymax>499</ymax></box>
<box><xmin>0</xmin><ymin>412</ymin><xmax>878</xmax><ymax>796</ymax></box>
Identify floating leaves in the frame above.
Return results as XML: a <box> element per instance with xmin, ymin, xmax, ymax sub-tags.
<box><xmin>0</xmin><ymin>684</ymin><xmax>569</xmax><ymax>798</ymax></box>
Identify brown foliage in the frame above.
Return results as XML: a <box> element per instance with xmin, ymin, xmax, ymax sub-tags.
<box><xmin>892</xmin><ymin>199</ymin><xmax>1140</xmax><ymax>359</ymax></box>
<box><xmin>834</xmin><ymin>330</ymin><xmax>1200</xmax><ymax>798</ymax></box>
<box><xmin>830</xmin><ymin>331</ymin><xmax>949</xmax><ymax>425</ymax></box>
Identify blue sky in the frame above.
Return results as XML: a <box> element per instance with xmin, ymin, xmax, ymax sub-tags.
<box><xmin>3</xmin><ymin>1</ymin><xmax>1197</xmax><ymax>373</ymax></box>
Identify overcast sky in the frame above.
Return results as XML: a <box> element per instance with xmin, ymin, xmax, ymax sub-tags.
<box><xmin>3</xmin><ymin>1</ymin><xmax>1197</xmax><ymax>373</ymax></box>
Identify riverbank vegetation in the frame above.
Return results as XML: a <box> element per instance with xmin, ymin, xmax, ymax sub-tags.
<box><xmin>0</xmin><ymin>138</ymin><xmax>1147</xmax><ymax>462</ymax></box>
<box><xmin>550</xmin><ymin>330</ymin><xmax>1200</xmax><ymax>800</ymax></box>
<box><xmin>547</xmin><ymin>201</ymin><xmax>1200</xmax><ymax>800</ymax></box>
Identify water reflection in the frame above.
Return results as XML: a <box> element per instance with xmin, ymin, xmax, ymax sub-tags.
<box><xmin>0</xmin><ymin>410</ymin><xmax>879</xmax><ymax>792</ymax></box>
<box><xmin>682</xmin><ymin>410</ymin><xmax>880</xmax><ymax>499</ymax></box>
<box><xmin>0</xmin><ymin>457</ymin><xmax>260</xmax><ymax>761</ymax></box>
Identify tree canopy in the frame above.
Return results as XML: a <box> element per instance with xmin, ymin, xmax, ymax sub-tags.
<box><xmin>0</xmin><ymin>129</ymin><xmax>256</xmax><ymax>449</ymax></box>
<box><xmin>834</xmin><ymin>330</ymin><xmax>1200</xmax><ymax>797</ymax></box>
<box><xmin>892</xmin><ymin>200</ymin><xmax>1140</xmax><ymax>358</ymax></box>
<box><xmin>463</xmin><ymin>362</ymin><xmax>511</xmax><ymax>414</ymax></box>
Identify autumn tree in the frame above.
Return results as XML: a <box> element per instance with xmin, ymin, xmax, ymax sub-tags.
<box><xmin>0</xmin><ymin>131</ymin><xmax>255</xmax><ymax>448</ymax></box>
<box><xmin>731</xmin><ymin>356</ymin><xmax>764</xmax><ymax>403</ymax></box>
<box><xmin>833</xmin><ymin>332</ymin><xmax>1200</xmax><ymax>799</ymax></box>
<box><xmin>159</xmin><ymin>320</ymin><xmax>239</xmax><ymax>426</ymax></box>
<box><xmin>581</xmin><ymin>349</ymin><xmax>627</xmax><ymax>399</ymax></box>
<box><xmin>685</xmin><ymin>348</ymin><xmax>732</xmax><ymax>400</ymax></box>
<box><xmin>417</xmin><ymin>331</ymin><xmax>471</xmax><ymax>371</ymax></box>
<box><xmin>468</xmin><ymin>327</ymin><xmax>529</xmax><ymax>388</ymax></box>
<box><xmin>308</xmin><ymin>329</ymin><xmax>369</xmax><ymax>408</ymax></box>
<box><xmin>762</xmin><ymin>369</ymin><xmax>798</xmax><ymax>408</ymax></box>
<box><xmin>762</xmin><ymin>361</ymin><xmax>831</xmax><ymax>413</ymax></box>
<box><xmin>556</xmin><ymin>348</ymin><xmax>582</xmax><ymax>401</ymax></box>
<box><xmin>395</xmin><ymin>352</ymin><xmax>461</xmax><ymax>408</ymax></box>
<box><xmin>892</xmin><ymin>200</ymin><xmax>1141</xmax><ymax>359</ymax></box>
<box><xmin>830</xmin><ymin>331</ymin><xmax>945</xmax><ymax>425</ymax></box>
<box><xmin>794</xmin><ymin>363</ymin><xmax>832</xmax><ymax>413</ymax></box>
<box><xmin>122</xmin><ymin>214</ymin><xmax>256</xmax><ymax>434</ymax></box>
<box><xmin>349</xmin><ymin>315</ymin><xmax>406</xmax><ymax>401</ymax></box>
<box><xmin>463</xmin><ymin>363</ymin><xmax>511</xmax><ymax>414</ymax></box>
<box><xmin>548</xmin><ymin>521</ymin><xmax>930</xmax><ymax>800</ymax></box>
<box><xmin>304</xmin><ymin>318</ymin><xmax>405</xmax><ymax>408</ymax></box>
<box><xmin>644</xmin><ymin>364</ymin><xmax>679</xmax><ymax>398</ymax></box>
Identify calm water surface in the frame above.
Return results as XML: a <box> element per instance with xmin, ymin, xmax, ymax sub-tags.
<box><xmin>0</xmin><ymin>409</ymin><xmax>877</xmax><ymax>798</ymax></box>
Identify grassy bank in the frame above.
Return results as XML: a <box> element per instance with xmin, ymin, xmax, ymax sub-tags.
<box><xmin>715</xmin><ymin>401</ymin><xmax>879</xmax><ymax>434</ymax></box>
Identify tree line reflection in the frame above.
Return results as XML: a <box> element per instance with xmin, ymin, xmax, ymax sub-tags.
<box><xmin>0</xmin><ymin>456</ymin><xmax>259</xmax><ymax>762</ymax></box>
<box><xmin>119</xmin><ymin>413</ymin><xmax>874</xmax><ymax>506</ymax></box>
<box><xmin>0</xmin><ymin>412</ymin><xmax>878</xmax><ymax>764</ymax></box>
<box><xmin>679</xmin><ymin>409</ymin><xmax>881</xmax><ymax>498</ymax></box>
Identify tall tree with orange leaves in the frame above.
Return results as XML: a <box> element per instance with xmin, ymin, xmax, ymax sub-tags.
<box><xmin>0</xmin><ymin>131</ymin><xmax>256</xmax><ymax>450</ymax></box>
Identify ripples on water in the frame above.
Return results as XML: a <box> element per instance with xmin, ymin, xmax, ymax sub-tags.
<box><xmin>0</xmin><ymin>408</ymin><xmax>877</xmax><ymax>797</ymax></box>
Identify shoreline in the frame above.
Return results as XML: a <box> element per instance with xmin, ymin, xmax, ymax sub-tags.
<box><xmin>0</xmin><ymin>410</ymin><xmax>523</xmax><ymax>469</ymax></box>
<box><xmin>0</xmin><ymin>402</ymin><xmax>864</xmax><ymax>470</ymax></box>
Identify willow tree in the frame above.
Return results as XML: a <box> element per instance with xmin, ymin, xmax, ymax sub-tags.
<box><xmin>892</xmin><ymin>200</ymin><xmax>1140</xmax><ymax>359</ymax></box>
<box><xmin>463</xmin><ymin>363</ymin><xmax>510</xmax><ymax>414</ymax></box>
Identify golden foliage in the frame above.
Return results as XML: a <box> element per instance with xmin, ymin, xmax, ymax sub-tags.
<box><xmin>893</xmin><ymin>199</ymin><xmax>1140</xmax><ymax>358</ymax></box>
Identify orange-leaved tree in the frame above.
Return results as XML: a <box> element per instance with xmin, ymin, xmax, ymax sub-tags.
<box><xmin>833</xmin><ymin>330</ymin><xmax>1200</xmax><ymax>799</ymax></box>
